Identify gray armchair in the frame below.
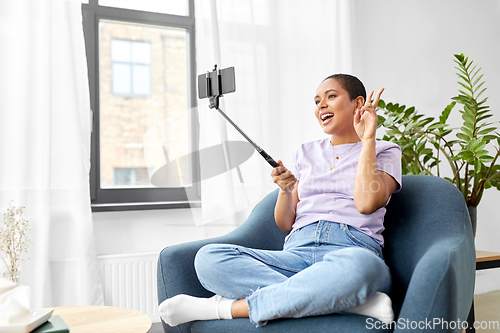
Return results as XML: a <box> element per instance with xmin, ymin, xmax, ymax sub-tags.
<box><xmin>157</xmin><ymin>175</ymin><xmax>475</xmax><ymax>332</ymax></box>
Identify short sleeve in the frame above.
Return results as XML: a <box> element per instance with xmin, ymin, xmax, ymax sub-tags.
<box><xmin>377</xmin><ymin>142</ymin><xmax>402</xmax><ymax>193</ymax></box>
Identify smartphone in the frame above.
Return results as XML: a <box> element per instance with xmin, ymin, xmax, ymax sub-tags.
<box><xmin>198</xmin><ymin>66</ymin><xmax>236</xmax><ymax>99</ymax></box>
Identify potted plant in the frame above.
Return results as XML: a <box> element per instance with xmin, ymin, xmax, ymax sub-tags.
<box><xmin>377</xmin><ymin>53</ymin><xmax>500</xmax><ymax>236</ymax></box>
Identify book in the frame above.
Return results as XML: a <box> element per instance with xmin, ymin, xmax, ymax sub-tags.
<box><xmin>31</xmin><ymin>315</ymin><xmax>69</xmax><ymax>333</ymax></box>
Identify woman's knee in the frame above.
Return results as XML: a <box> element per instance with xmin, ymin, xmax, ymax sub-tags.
<box><xmin>325</xmin><ymin>247</ymin><xmax>391</xmax><ymax>289</ymax></box>
<box><xmin>194</xmin><ymin>244</ymin><xmax>237</xmax><ymax>279</ymax></box>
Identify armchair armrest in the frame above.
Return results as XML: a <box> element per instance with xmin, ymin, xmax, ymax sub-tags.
<box><xmin>394</xmin><ymin>236</ymin><xmax>475</xmax><ymax>332</ymax></box>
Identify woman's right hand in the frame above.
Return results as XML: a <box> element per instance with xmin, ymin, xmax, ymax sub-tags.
<box><xmin>271</xmin><ymin>160</ymin><xmax>297</xmax><ymax>193</ymax></box>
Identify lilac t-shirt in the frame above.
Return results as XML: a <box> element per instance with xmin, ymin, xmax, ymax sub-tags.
<box><xmin>287</xmin><ymin>138</ymin><xmax>402</xmax><ymax>246</ymax></box>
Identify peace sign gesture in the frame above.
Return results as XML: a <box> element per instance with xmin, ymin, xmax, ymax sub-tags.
<box><xmin>354</xmin><ymin>88</ymin><xmax>384</xmax><ymax>142</ymax></box>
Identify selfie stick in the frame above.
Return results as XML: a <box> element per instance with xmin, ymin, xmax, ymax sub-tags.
<box><xmin>205</xmin><ymin>66</ymin><xmax>280</xmax><ymax>168</ymax></box>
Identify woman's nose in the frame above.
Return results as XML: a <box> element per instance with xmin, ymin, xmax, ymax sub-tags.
<box><xmin>317</xmin><ymin>99</ymin><xmax>326</xmax><ymax>109</ymax></box>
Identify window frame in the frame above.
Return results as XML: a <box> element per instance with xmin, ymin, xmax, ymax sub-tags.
<box><xmin>82</xmin><ymin>0</ymin><xmax>200</xmax><ymax>212</ymax></box>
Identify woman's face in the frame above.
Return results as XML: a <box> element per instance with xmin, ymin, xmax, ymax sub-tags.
<box><xmin>314</xmin><ymin>78</ymin><xmax>361</xmax><ymax>136</ymax></box>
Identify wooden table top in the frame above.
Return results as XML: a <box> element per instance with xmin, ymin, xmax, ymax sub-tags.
<box><xmin>53</xmin><ymin>306</ymin><xmax>151</xmax><ymax>333</ymax></box>
<box><xmin>476</xmin><ymin>250</ymin><xmax>500</xmax><ymax>262</ymax></box>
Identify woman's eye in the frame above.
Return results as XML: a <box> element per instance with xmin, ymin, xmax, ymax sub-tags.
<box><xmin>328</xmin><ymin>94</ymin><xmax>336</xmax><ymax>99</ymax></box>
<box><xmin>314</xmin><ymin>100</ymin><xmax>320</xmax><ymax>105</ymax></box>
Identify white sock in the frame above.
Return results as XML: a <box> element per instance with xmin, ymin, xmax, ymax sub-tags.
<box><xmin>159</xmin><ymin>294</ymin><xmax>234</xmax><ymax>327</ymax></box>
<box><xmin>345</xmin><ymin>292</ymin><xmax>394</xmax><ymax>323</ymax></box>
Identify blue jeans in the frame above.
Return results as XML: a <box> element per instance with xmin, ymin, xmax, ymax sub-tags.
<box><xmin>194</xmin><ymin>221</ymin><xmax>392</xmax><ymax>326</ymax></box>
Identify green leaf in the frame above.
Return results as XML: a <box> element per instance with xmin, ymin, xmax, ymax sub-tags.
<box><xmin>439</xmin><ymin>102</ymin><xmax>456</xmax><ymax>124</ymax></box>
<box><xmin>462</xmin><ymin>111</ymin><xmax>475</xmax><ymax>125</ymax></box>
<box><xmin>442</xmin><ymin>129</ymin><xmax>453</xmax><ymax>136</ymax></box>
<box><xmin>386</xmin><ymin>129</ymin><xmax>401</xmax><ymax>136</ymax></box>
<box><xmin>384</xmin><ymin>116</ymin><xmax>396</xmax><ymax>127</ymax></box>
<box><xmin>404</xmin><ymin>122</ymin><xmax>417</xmax><ymax>133</ymax></box>
<box><xmin>483</xmin><ymin>135</ymin><xmax>499</xmax><ymax>142</ymax></box>
<box><xmin>410</xmin><ymin>163</ymin><xmax>420</xmax><ymax>175</ymax></box>
<box><xmin>474</xmin><ymin>159</ymin><xmax>482</xmax><ymax>172</ymax></box>
<box><xmin>453</xmin><ymin>96</ymin><xmax>471</xmax><ymax>105</ymax></box>
<box><xmin>458</xmin><ymin>81</ymin><xmax>474</xmax><ymax>95</ymax></box>
<box><xmin>477</xmin><ymin>87</ymin><xmax>488</xmax><ymax>99</ymax></box>
<box><xmin>473</xmin><ymin>73</ymin><xmax>484</xmax><ymax>87</ymax></box>
<box><xmin>420</xmin><ymin>117</ymin><xmax>434</xmax><ymax>128</ymax></box>
<box><xmin>480</xmin><ymin>156</ymin><xmax>494</xmax><ymax>163</ymax></box>
<box><xmin>421</xmin><ymin>148</ymin><xmax>433</xmax><ymax>155</ymax></box>
<box><xmin>457</xmin><ymin>151</ymin><xmax>475</xmax><ymax>162</ymax></box>
<box><xmin>458</xmin><ymin>90</ymin><xmax>472</xmax><ymax>99</ymax></box>
<box><xmin>403</xmin><ymin>107</ymin><xmax>415</xmax><ymax>119</ymax></box>
<box><xmin>456</xmin><ymin>133</ymin><xmax>470</xmax><ymax>141</ymax></box>
<box><xmin>466</xmin><ymin>138</ymin><xmax>484</xmax><ymax>151</ymax></box>
<box><xmin>477</xmin><ymin>114</ymin><xmax>493</xmax><ymax>122</ymax></box>
<box><xmin>475</xmin><ymin>81</ymin><xmax>486</xmax><ymax>94</ymax></box>
<box><xmin>461</xmin><ymin>126</ymin><xmax>473</xmax><ymax>138</ymax></box>
<box><xmin>428</xmin><ymin>123</ymin><xmax>448</xmax><ymax>131</ymax></box>
<box><xmin>478</xmin><ymin>127</ymin><xmax>497</xmax><ymax>135</ymax></box>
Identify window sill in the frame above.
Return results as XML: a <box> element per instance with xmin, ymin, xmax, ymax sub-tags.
<box><xmin>91</xmin><ymin>201</ymin><xmax>201</xmax><ymax>212</ymax></box>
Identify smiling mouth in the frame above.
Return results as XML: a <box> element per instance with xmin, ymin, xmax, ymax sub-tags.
<box><xmin>321</xmin><ymin>113</ymin><xmax>334</xmax><ymax>123</ymax></box>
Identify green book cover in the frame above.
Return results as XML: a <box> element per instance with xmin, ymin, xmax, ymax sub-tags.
<box><xmin>32</xmin><ymin>315</ymin><xmax>70</xmax><ymax>333</ymax></box>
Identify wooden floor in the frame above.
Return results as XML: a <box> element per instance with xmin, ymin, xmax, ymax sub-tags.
<box><xmin>474</xmin><ymin>290</ymin><xmax>500</xmax><ymax>332</ymax></box>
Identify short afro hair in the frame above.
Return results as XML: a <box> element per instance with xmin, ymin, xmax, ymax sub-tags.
<box><xmin>323</xmin><ymin>74</ymin><xmax>366</xmax><ymax>102</ymax></box>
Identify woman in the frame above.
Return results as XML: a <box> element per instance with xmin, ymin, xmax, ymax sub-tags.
<box><xmin>159</xmin><ymin>74</ymin><xmax>402</xmax><ymax>327</ymax></box>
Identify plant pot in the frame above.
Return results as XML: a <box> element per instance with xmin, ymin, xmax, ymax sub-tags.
<box><xmin>468</xmin><ymin>206</ymin><xmax>477</xmax><ymax>237</ymax></box>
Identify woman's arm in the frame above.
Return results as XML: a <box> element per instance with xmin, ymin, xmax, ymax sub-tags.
<box><xmin>354</xmin><ymin>140</ymin><xmax>397</xmax><ymax>214</ymax></box>
<box><xmin>272</xmin><ymin>161</ymin><xmax>299</xmax><ymax>231</ymax></box>
<box><xmin>353</xmin><ymin>89</ymin><xmax>398</xmax><ymax>214</ymax></box>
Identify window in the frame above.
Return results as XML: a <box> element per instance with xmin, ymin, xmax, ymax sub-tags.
<box><xmin>111</xmin><ymin>39</ymin><xmax>151</xmax><ymax>97</ymax></box>
<box><xmin>82</xmin><ymin>0</ymin><xmax>198</xmax><ymax>211</ymax></box>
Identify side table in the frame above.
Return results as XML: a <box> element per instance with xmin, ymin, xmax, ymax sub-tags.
<box><xmin>466</xmin><ymin>250</ymin><xmax>500</xmax><ymax>333</ymax></box>
<box><xmin>53</xmin><ymin>305</ymin><xmax>152</xmax><ymax>333</ymax></box>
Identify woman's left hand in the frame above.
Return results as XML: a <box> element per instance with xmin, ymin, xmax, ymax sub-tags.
<box><xmin>354</xmin><ymin>88</ymin><xmax>384</xmax><ymax>141</ymax></box>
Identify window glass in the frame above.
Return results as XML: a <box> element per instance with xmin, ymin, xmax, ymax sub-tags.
<box><xmin>111</xmin><ymin>39</ymin><xmax>131</xmax><ymax>62</ymax></box>
<box><xmin>112</xmin><ymin>63</ymin><xmax>131</xmax><ymax>94</ymax></box>
<box><xmin>132</xmin><ymin>65</ymin><xmax>151</xmax><ymax>95</ymax></box>
<box><xmin>132</xmin><ymin>42</ymin><xmax>151</xmax><ymax>63</ymax></box>
<box><xmin>99</xmin><ymin>20</ymin><xmax>190</xmax><ymax>189</ymax></box>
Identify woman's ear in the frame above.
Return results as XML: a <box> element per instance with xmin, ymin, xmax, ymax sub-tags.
<box><xmin>353</xmin><ymin>96</ymin><xmax>365</xmax><ymax>111</ymax></box>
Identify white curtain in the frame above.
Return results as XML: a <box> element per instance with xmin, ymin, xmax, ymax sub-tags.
<box><xmin>194</xmin><ymin>0</ymin><xmax>353</xmax><ymax>224</ymax></box>
<box><xmin>0</xmin><ymin>0</ymin><xmax>103</xmax><ymax>307</ymax></box>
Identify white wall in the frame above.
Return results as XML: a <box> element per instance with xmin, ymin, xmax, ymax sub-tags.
<box><xmin>352</xmin><ymin>0</ymin><xmax>500</xmax><ymax>294</ymax></box>
<box><xmin>93</xmin><ymin>0</ymin><xmax>500</xmax><ymax>294</ymax></box>
<box><xmin>92</xmin><ymin>207</ymin><xmax>239</xmax><ymax>255</ymax></box>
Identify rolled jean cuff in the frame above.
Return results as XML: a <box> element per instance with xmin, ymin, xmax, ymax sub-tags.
<box><xmin>247</xmin><ymin>292</ymin><xmax>269</xmax><ymax>327</ymax></box>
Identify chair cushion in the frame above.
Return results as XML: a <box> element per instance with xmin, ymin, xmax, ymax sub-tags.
<box><xmin>191</xmin><ymin>314</ymin><xmax>392</xmax><ymax>333</ymax></box>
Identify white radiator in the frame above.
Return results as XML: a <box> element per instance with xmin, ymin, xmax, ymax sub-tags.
<box><xmin>97</xmin><ymin>251</ymin><xmax>160</xmax><ymax>322</ymax></box>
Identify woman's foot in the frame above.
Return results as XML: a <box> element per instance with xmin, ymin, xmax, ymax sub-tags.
<box><xmin>159</xmin><ymin>294</ymin><xmax>233</xmax><ymax>327</ymax></box>
<box><xmin>345</xmin><ymin>292</ymin><xmax>394</xmax><ymax>323</ymax></box>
